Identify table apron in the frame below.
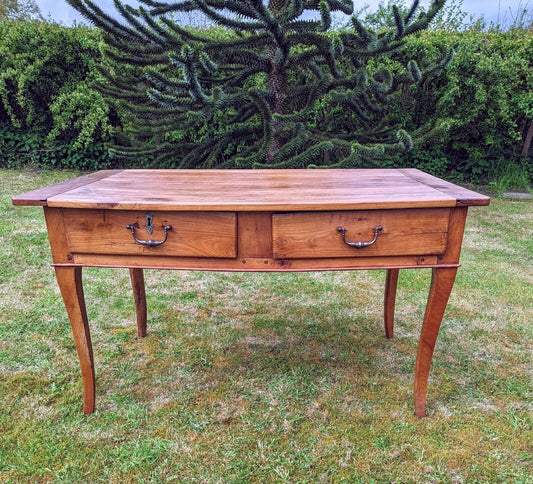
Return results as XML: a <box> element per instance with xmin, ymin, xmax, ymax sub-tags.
<box><xmin>51</xmin><ymin>257</ymin><xmax>460</xmax><ymax>272</ymax></box>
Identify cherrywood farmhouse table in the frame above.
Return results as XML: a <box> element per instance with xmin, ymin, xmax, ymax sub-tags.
<box><xmin>13</xmin><ymin>169</ymin><xmax>489</xmax><ymax>417</ymax></box>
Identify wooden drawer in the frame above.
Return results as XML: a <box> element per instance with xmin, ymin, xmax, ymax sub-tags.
<box><xmin>63</xmin><ymin>209</ymin><xmax>237</xmax><ymax>258</ymax></box>
<box><xmin>272</xmin><ymin>209</ymin><xmax>449</xmax><ymax>259</ymax></box>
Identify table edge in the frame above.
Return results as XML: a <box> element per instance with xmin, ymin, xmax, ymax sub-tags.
<box><xmin>399</xmin><ymin>169</ymin><xmax>490</xmax><ymax>206</ymax></box>
<box><xmin>12</xmin><ymin>168</ymin><xmax>490</xmax><ymax>209</ymax></box>
<box><xmin>11</xmin><ymin>170</ymin><xmax>122</xmax><ymax>206</ymax></box>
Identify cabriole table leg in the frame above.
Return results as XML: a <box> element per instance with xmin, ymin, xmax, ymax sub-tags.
<box><xmin>414</xmin><ymin>267</ymin><xmax>458</xmax><ymax>418</ymax></box>
<box><xmin>384</xmin><ymin>268</ymin><xmax>399</xmax><ymax>339</ymax></box>
<box><xmin>129</xmin><ymin>268</ymin><xmax>147</xmax><ymax>338</ymax></box>
<box><xmin>55</xmin><ymin>266</ymin><xmax>95</xmax><ymax>415</ymax></box>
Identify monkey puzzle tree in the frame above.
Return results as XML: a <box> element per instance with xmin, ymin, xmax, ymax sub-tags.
<box><xmin>66</xmin><ymin>0</ymin><xmax>450</xmax><ymax>168</ymax></box>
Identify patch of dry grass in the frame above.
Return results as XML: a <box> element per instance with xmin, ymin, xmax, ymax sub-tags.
<box><xmin>1</xmin><ymin>169</ymin><xmax>531</xmax><ymax>482</ymax></box>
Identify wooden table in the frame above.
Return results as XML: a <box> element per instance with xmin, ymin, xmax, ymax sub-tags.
<box><xmin>13</xmin><ymin>169</ymin><xmax>490</xmax><ymax>417</ymax></box>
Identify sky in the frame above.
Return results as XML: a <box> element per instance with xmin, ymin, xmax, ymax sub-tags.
<box><xmin>35</xmin><ymin>0</ymin><xmax>529</xmax><ymax>27</ymax></box>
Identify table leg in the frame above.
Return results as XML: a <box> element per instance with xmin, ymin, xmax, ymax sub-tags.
<box><xmin>414</xmin><ymin>267</ymin><xmax>458</xmax><ymax>418</ymax></box>
<box><xmin>129</xmin><ymin>268</ymin><xmax>147</xmax><ymax>338</ymax></box>
<box><xmin>55</xmin><ymin>266</ymin><xmax>95</xmax><ymax>414</ymax></box>
<box><xmin>384</xmin><ymin>268</ymin><xmax>399</xmax><ymax>339</ymax></box>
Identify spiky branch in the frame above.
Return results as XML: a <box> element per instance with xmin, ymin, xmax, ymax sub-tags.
<box><xmin>66</xmin><ymin>0</ymin><xmax>450</xmax><ymax>168</ymax></box>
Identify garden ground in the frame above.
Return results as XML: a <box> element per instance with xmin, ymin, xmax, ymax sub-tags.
<box><xmin>0</xmin><ymin>170</ymin><xmax>531</xmax><ymax>482</ymax></box>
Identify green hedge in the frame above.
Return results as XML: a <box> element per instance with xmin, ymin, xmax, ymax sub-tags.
<box><xmin>0</xmin><ymin>20</ymin><xmax>117</xmax><ymax>168</ymax></box>
<box><xmin>386</xmin><ymin>28</ymin><xmax>533</xmax><ymax>182</ymax></box>
<box><xmin>0</xmin><ymin>126</ymin><xmax>114</xmax><ymax>169</ymax></box>
<box><xmin>0</xmin><ymin>19</ymin><xmax>531</xmax><ymax>185</ymax></box>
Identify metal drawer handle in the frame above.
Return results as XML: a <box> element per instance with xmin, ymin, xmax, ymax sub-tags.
<box><xmin>126</xmin><ymin>222</ymin><xmax>172</xmax><ymax>247</ymax></box>
<box><xmin>337</xmin><ymin>225</ymin><xmax>383</xmax><ymax>248</ymax></box>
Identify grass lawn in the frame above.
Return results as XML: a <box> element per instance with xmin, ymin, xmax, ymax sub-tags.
<box><xmin>0</xmin><ymin>169</ymin><xmax>531</xmax><ymax>483</ymax></box>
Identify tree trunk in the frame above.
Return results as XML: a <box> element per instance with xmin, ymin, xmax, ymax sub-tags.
<box><xmin>521</xmin><ymin>118</ymin><xmax>533</xmax><ymax>158</ymax></box>
<box><xmin>267</xmin><ymin>46</ymin><xmax>288</xmax><ymax>160</ymax></box>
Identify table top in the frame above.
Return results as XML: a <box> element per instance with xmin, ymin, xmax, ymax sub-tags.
<box><xmin>12</xmin><ymin>169</ymin><xmax>490</xmax><ymax>211</ymax></box>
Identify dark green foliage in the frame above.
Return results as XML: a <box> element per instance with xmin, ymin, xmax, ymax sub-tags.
<box><xmin>0</xmin><ymin>126</ymin><xmax>114</xmax><ymax>169</ymax></box>
<box><xmin>0</xmin><ymin>21</ymin><xmax>104</xmax><ymax>138</ymax></box>
<box><xmin>0</xmin><ymin>20</ymin><xmax>119</xmax><ymax>168</ymax></box>
<box><xmin>381</xmin><ymin>28</ymin><xmax>533</xmax><ymax>182</ymax></box>
<box><xmin>66</xmin><ymin>0</ymin><xmax>449</xmax><ymax>168</ymax></box>
<box><xmin>0</xmin><ymin>17</ymin><xmax>530</xmax><ymax>184</ymax></box>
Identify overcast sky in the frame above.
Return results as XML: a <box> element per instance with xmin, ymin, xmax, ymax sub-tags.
<box><xmin>35</xmin><ymin>0</ymin><xmax>528</xmax><ymax>27</ymax></box>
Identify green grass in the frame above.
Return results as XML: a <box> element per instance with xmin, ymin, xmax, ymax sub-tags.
<box><xmin>1</xmin><ymin>169</ymin><xmax>532</xmax><ymax>483</ymax></box>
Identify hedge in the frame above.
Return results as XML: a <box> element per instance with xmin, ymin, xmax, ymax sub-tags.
<box><xmin>388</xmin><ymin>27</ymin><xmax>533</xmax><ymax>182</ymax></box>
<box><xmin>0</xmin><ymin>19</ymin><xmax>531</xmax><ymax>185</ymax></box>
<box><xmin>0</xmin><ymin>20</ymin><xmax>116</xmax><ymax>168</ymax></box>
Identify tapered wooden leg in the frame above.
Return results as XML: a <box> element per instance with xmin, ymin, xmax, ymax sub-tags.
<box><xmin>55</xmin><ymin>266</ymin><xmax>95</xmax><ymax>414</ymax></box>
<box><xmin>129</xmin><ymin>268</ymin><xmax>147</xmax><ymax>338</ymax></box>
<box><xmin>414</xmin><ymin>267</ymin><xmax>458</xmax><ymax>418</ymax></box>
<box><xmin>384</xmin><ymin>268</ymin><xmax>399</xmax><ymax>339</ymax></box>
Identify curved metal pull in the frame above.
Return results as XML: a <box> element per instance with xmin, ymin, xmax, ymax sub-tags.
<box><xmin>337</xmin><ymin>225</ymin><xmax>383</xmax><ymax>248</ymax></box>
<box><xmin>126</xmin><ymin>222</ymin><xmax>172</xmax><ymax>247</ymax></box>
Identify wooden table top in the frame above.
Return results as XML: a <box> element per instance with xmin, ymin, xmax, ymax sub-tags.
<box><xmin>13</xmin><ymin>169</ymin><xmax>490</xmax><ymax>211</ymax></box>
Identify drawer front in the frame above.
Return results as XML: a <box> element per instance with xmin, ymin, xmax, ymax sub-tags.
<box><xmin>64</xmin><ymin>209</ymin><xmax>237</xmax><ymax>258</ymax></box>
<box><xmin>272</xmin><ymin>209</ymin><xmax>449</xmax><ymax>259</ymax></box>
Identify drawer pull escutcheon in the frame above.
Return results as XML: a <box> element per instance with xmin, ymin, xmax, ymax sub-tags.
<box><xmin>126</xmin><ymin>222</ymin><xmax>172</xmax><ymax>247</ymax></box>
<box><xmin>337</xmin><ymin>225</ymin><xmax>383</xmax><ymax>248</ymax></box>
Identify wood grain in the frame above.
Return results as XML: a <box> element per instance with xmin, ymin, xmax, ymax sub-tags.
<box><xmin>42</xmin><ymin>169</ymin><xmax>462</xmax><ymax>211</ymax></box>
<box><xmin>439</xmin><ymin>207</ymin><xmax>469</xmax><ymax>265</ymax></box>
<box><xmin>44</xmin><ymin>207</ymin><xmax>72</xmax><ymax>264</ymax></box>
<box><xmin>384</xmin><ymin>268</ymin><xmax>399</xmax><ymax>339</ymax></box>
<box><xmin>414</xmin><ymin>267</ymin><xmax>458</xmax><ymax>417</ymax></box>
<box><xmin>59</xmin><ymin>254</ymin><xmax>442</xmax><ymax>271</ymax></box>
<box><xmin>130</xmin><ymin>268</ymin><xmax>147</xmax><ymax>338</ymax></box>
<box><xmin>55</xmin><ymin>266</ymin><xmax>95</xmax><ymax>414</ymax></box>
<box><xmin>12</xmin><ymin>170</ymin><xmax>121</xmax><ymax>206</ymax></box>
<box><xmin>237</xmin><ymin>212</ymin><xmax>272</xmax><ymax>258</ymax></box>
<box><xmin>14</xmin><ymin>169</ymin><xmax>490</xmax><ymax>210</ymax></box>
<box><xmin>400</xmin><ymin>169</ymin><xmax>490</xmax><ymax>207</ymax></box>
<box><xmin>63</xmin><ymin>209</ymin><xmax>237</xmax><ymax>258</ymax></box>
<box><xmin>272</xmin><ymin>209</ymin><xmax>450</xmax><ymax>259</ymax></box>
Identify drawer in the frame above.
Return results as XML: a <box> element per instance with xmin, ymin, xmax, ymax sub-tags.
<box><xmin>63</xmin><ymin>209</ymin><xmax>237</xmax><ymax>258</ymax></box>
<box><xmin>272</xmin><ymin>209</ymin><xmax>449</xmax><ymax>259</ymax></box>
